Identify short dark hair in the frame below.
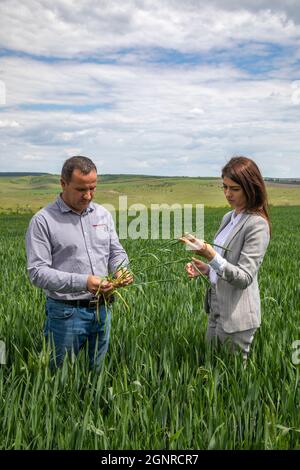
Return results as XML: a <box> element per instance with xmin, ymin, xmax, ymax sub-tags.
<box><xmin>61</xmin><ymin>156</ymin><xmax>97</xmax><ymax>183</ymax></box>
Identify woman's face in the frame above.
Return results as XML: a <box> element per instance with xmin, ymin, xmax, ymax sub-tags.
<box><xmin>222</xmin><ymin>176</ymin><xmax>247</xmax><ymax>213</ymax></box>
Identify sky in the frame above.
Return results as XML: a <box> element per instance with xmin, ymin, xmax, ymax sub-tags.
<box><xmin>0</xmin><ymin>0</ymin><xmax>300</xmax><ymax>177</ymax></box>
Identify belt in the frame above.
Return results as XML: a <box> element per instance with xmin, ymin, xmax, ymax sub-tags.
<box><xmin>48</xmin><ymin>295</ymin><xmax>114</xmax><ymax>308</ymax></box>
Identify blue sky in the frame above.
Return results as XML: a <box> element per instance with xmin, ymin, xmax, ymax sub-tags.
<box><xmin>0</xmin><ymin>0</ymin><xmax>300</xmax><ymax>177</ymax></box>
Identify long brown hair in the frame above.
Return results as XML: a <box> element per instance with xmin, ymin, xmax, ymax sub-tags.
<box><xmin>222</xmin><ymin>156</ymin><xmax>271</xmax><ymax>235</ymax></box>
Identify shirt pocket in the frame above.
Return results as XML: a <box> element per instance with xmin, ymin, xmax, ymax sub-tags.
<box><xmin>93</xmin><ymin>225</ymin><xmax>110</xmax><ymax>245</ymax></box>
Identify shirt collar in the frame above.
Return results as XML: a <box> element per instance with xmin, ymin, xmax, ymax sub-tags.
<box><xmin>230</xmin><ymin>210</ymin><xmax>244</xmax><ymax>225</ymax></box>
<box><xmin>56</xmin><ymin>195</ymin><xmax>95</xmax><ymax>214</ymax></box>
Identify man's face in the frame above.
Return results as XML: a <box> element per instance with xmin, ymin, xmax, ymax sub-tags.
<box><xmin>61</xmin><ymin>169</ymin><xmax>97</xmax><ymax>213</ymax></box>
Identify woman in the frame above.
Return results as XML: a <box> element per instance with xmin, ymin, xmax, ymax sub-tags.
<box><xmin>180</xmin><ymin>156</ymin><xmax>271</xmax><ymax>361</ymax></box>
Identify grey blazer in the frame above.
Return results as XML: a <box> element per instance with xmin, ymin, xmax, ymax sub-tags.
<box><xmin>204</xmin><ymin>210</ymin><xmax>270</xmax><ymax>333</ymax></box>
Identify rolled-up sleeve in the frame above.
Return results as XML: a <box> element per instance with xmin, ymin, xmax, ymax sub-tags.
<box><xmin>26</xmin><ymin>215</ymin><xmax>88</xmax><ymax>293</ymax></box>
<box><xmin>209</xmin><ymin>252</ymin><xmax>227</xmax><ymax>274</ymax></box>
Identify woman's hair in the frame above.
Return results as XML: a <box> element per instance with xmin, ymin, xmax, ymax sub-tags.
<box><xmin>222</xmin><ymin>156</ymin><xmax>271</xmax><ymax>234</ymax></box>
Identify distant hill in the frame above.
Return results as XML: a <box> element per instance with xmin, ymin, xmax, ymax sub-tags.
<box><xmin>0</xmin><ymin>173</ymin><xmax>299</xmax><ymax>183</ymax></box>
<box><xmin>0</xmin><ymin>172</ymin><xmax>49</xmax><ymax>177</ymax></box>
<box><xmin>264</xmin><ymin>177</ymin><xmax>300</xmax><ymax>185</ymax></box>
<box><xmin>0</xmin><ymin>173</ymin><xmax>220</xmax><ymax>180</ymax></box>
<box><xmin>0</xmin><ymin>173</ymin><xmax>299</xmax><ymax>212</ymax></box>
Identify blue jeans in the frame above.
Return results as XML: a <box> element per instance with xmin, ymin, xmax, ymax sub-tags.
<box><xmin>44</xmin><ymin>298</ymin><xmax>111</xmax><ymax>370</ymax></box>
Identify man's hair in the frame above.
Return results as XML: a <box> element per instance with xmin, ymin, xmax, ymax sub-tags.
<box><xmin>61</xmin><ymin>156</ymin><xmax>97</xmax><ymax>183</ymax></box>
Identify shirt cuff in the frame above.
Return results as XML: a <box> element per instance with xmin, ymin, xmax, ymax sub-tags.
<box><xmin>208</xmin><ymin>252</ymin><xmax>227</xmax><ymax>275</ymax></box>
<box><xmin>72</xmin><ymin>274</ymin><xmax>89</xmax><ymax>292</ymax></box>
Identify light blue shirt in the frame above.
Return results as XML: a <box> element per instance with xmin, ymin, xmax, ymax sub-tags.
<box><xmin>25</xmin><ymin>196</ymin><xmax>129</xmax><ymax>300</ymax></box>
<box><xmin>209</xmin><ymin>210</ymin><xmax>244</xmax><ymax>285</ymax></box>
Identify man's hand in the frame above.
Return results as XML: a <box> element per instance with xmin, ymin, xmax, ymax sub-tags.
<box><xmin>87</xmin><ymin>275</ymin><xmax>114</xmax><ymax>295</ymax></box>
<box><xmin>114</xmin><ymin>269</ymin><xmax>134</xmax><ymax>287</ymax></box>
<box><xmin>87</xmin><ymin>270</ymin><xmax>133</xmax><ymax>295</ymax></box>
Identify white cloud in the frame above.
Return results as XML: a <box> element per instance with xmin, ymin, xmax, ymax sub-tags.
<box><xmin>0</xmin><ymin>0</ymin><xmax>299</xmax><ymax>57</ymax></box>
<box><xmin>189</xmin><ymin>108</ymin><xmax>205</xmax><ymax>115</ymax></box>
<box><xmin>127</xmin><ymin>159</ymin><xmax>150</xmax><ymax>169</ymax></box>
<box><xmin>63</xmin><ymin>147</ymin><xmax>82</xmax><ymax>156</ymax></box>
<box><xmin>22</xmin><ymin>154</ymin><xmax>43</xmax><ymax>160</ymax></box>
<box><xmin>0</xmin><ymin>119</ymin><xmax>20</xmax><ymax>128</ymax></box>
<box><xmin>0</xmin><ymin>1</ymin><xmax>300</xmax><ymax>176</ymax></box>
<box><xmin>0</xmin><ymin>56</ymin><xmax>300</xmax><ymax>176</ymax></box>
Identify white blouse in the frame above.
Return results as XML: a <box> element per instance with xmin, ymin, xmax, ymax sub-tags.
<box><xmin>208</xmin><ymin>210</ymin><xmax>244</xmax><ymax>285</ymax></box>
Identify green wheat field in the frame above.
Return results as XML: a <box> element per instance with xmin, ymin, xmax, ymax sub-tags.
<box><xmin>0</xmin><ymin>175</ymin><xmax>300</xmax><ymax>449</ymax></box>
<box><xmin>0</xmin><ymin>174</ymin><xmax>300</xmax><ymax>212</ymax></box>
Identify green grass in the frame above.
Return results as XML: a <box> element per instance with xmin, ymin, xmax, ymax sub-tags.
<box><xmin>0</xmin><ymin>206</ymin><xmax>300</xmax><ymax>449</ymax></box>
<box><xmin>0</xmin><ymin>175</ymin><xmax>299</xmax><ymax>212</ymax></box>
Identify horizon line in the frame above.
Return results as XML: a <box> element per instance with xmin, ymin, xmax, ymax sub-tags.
<box><xmin>0</xmin><ymin>172</ymin><xmax>300</xmax><ymax>180</ymax></box>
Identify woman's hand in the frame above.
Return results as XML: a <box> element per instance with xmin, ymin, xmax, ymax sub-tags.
<box><xmin>179</xmin><ymin>234</ymin><xmax>216</xmax><ymax>261</ymax></box>
<box><xmin>185</xmin><ymin>258</ymin><xmax>210</xmax><ymax>278</ymax></box>
<box><xmin>179</xmin><ymin>233</ymin><xmax>206</xmax><ymax>252</ymax></box>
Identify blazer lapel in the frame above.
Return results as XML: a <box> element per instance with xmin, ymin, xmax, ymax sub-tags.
<box><xmin>223</xmin><ymin>212</ymin><xmax>251</xmax><ymax>256</ymax></box>
<box><xmin>214</xmin><ymin>211</ymin><xmax>232</xmax><ymax>238</ymax></box>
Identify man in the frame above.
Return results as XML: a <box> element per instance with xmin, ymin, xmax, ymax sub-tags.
<box><xmin>25</xmin><ymin>155</ymin><xmax>132</xmax><ymax>369</ymax></box>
